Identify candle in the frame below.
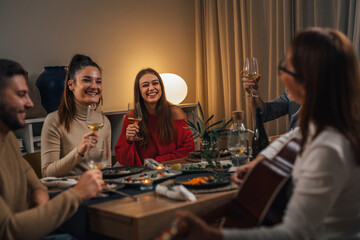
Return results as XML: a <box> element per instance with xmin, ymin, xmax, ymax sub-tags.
<box><xmin>155</xmin><ymin>165</ymin><xmax>165</xmax><ymax>170</ymax></box>
<box><xmin>140</xmin><ymin>178</ymin><xmax>153</xmax><ymax>190</ymax></box>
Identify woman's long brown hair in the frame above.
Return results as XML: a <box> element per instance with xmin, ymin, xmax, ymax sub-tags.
<box><xmin>58</xmin><ymin>54</ymin><xmax>102</xmax><ymax>132</ymax></box>
<box><xmin>133</xmin><ymin>68</ymin><xmax>175</xmax><ymax>148</ymax></box>
<box><xmin>292</xmin><ymin>28</ymin><xmax>360</xmax><ymax>165</ymax></box>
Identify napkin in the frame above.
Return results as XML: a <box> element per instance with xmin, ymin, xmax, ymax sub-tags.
<box><xmin>40</xmin><ymin>177</ymin><xmax>78</xmax><ymax>188</ymax></box>
<box><xmin>155</xmin><ymin>184</ymin><xmax>196</xmax><ymax>202</ymax></box>
<box><xmin>144</xmin><ymin>158</ymin><xmax>164</xmax><ymax>170</ymax></box>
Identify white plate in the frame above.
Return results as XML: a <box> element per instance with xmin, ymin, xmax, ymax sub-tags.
<box><xmin>40</xmin><ymin>177</ymin><xmax>77</xmax><ymax>188</ymax></box>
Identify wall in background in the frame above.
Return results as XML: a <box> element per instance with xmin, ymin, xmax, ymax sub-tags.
<box><xmin>0</xmin><ymin>0</ymin><xmax>196</xmax><ymax>117</ymax></box>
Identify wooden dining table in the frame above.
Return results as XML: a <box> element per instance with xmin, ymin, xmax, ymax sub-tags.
<box><xmin>86</xmin><ymin>158</ymin><xmax>238</xmax><ymax>240</ymax></box>
<box><xmin>88</xmin><ymin>188</ymin><xmax>237</xmax><ymax>240</ymax></box>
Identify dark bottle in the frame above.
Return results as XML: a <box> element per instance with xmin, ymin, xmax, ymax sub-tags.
<box><xmin>251</xmin><ymin>108</ymin><xmax>269</xmax><ymax>160</ymax></box>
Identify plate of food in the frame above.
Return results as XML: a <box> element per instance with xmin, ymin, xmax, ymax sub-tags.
<box><xmin>173</xmin><ymin>172</ymin><xmax>231</xmax><ymax>189</ymax></box>
<box><xmin>169</xmin><ymin>162</ymin><xmax>233</xmax><ymax>174</ymax></box>
<box><xmin>187</xmin><ymin>150</ymin><xmax>232</xmax><ymax>162</ymax></box>
<box><xmin>180</xmin><ymin>163</ymin><xmax>214</xmax><ymax>173</ymax></box>
<box><xmin>102</xmin><ymin>166</ymin><xmax>145</xmax><ymax>179</ymax></box>
<box><xmin>114</xmin><ymin>169</ymin><xmax>182</xmax><ymax>186</ymax></box>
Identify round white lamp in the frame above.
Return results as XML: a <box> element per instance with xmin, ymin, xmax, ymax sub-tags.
<box><xmin>160</xmin><ymin>73</ymin><xmax>188</xmax><ymax>105</ymax></box>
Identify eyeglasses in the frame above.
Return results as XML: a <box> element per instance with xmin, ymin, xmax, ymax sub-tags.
<box><xmin>278</xmin><ymin>59</ymin><xmax>301</xmax><ymax>80</ymax></box>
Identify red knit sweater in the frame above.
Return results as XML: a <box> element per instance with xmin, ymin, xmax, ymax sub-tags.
<box><xmin>115</xmin><ymin>113</ymin><xmax>195</xmax><ymax>166</ymax></box>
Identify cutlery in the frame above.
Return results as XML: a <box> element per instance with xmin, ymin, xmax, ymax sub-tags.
<box><xmin>105</xmin><ymin>188</ymin><xmax>139</xmax><ymax>202</ymax></box>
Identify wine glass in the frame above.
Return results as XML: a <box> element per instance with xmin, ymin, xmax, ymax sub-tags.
<box><xmin>243</xmin><ymin>57</ymin><xmax>259</xmax><ymax>97</ymax></box>
<box><xmin>86</xmin><ymin>103</ymin><xmax>106</xmax><ymax>169</ymax></box>
<box><xmin>86</xmin><ymin>138</ymin><xmax>110</xmax><ymax>170</ymax></box>
<box><xmin>87</xmin><ymin>103</ymin><xmax>104</xmax><ymax>131</ymax></box>
<box><xmin>127</xmin><ymin>102</ymin><xmax>142</xmax><ymax>124</ymax></box>
<box><xmin>127</xmin><ymin>102</ymin><xmax>143</xmax><ymax>139</ymax></box>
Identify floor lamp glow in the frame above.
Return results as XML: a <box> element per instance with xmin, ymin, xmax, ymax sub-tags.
<box><xmin>160</xmin><ymin>73</ymin><xmax>188</xmax><ymax>105</ymax></box>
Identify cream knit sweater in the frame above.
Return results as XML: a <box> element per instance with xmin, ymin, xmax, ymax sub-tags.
<box><xmin>41</xmin><ymin>101</ymin><xmax>111</xmax><ymax>177</ymax></box>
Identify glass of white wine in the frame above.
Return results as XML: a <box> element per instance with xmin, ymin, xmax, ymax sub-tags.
<box><xmin>127</xmin><ymin>102</ymin><xmax>142</xmax><ymax>124</ymax></box>
<box><xmin>86</xmin><ymin>138</ymin><xmax>110</xmax><ymax>170</ymax></box>
<box><xmin>244</xmin><ymin>57</ymin><xmax>259</xmax><ymax>97</ymax></box>
<box><xmin>127</xmin><ymin>102</ymin><xmax>143</xmax><ymax>139</ymax></box>
<box><xmin>87</xmin><ymin>103</ymin><xmax>104</xmax><ymax>131</ymax></box>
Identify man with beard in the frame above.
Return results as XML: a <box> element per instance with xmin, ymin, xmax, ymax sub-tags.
<box><xmin>0</xmin><ymin>59</ymin><xmax>104</xmax><ymax>240</ymax></box>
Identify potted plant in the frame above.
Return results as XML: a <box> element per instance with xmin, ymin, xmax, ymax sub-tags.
<box><xmin>185</xmin><ymin>102</ymin><xmax>232</xmax><ymax>167</ymax></box>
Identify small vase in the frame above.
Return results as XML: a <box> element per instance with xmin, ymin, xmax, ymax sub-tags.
<box><xmin>36</xmin><ymin>66</ymin><xmax>66</xmax><ymax>113</ymax></box>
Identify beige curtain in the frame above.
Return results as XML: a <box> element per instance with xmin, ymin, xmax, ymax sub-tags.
<box><xmin>195</xmin><ymin>0</ymin><xmax>360</xmax><ymax>136</ymax></box>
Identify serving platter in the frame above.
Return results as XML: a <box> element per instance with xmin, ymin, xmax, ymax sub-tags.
<box><xmin>114</xmin><ymin>169</ymin><xmax>182</xmax><ymax>186</ymax></box>
<box><xmin>102</xmin><ymin>166</ymin><xmax>145</xmax><ymax>179</ymax></box>
<box><xmin>188</xmin><ymin>150</ymin><xmax>232</xmax><ymax>159</ymax></box>
<box><xmin>187</xmin><ymin>150</ymin><xmax>232</xmax><ymax>162</ymax></box>
<box><xmin>174</xmin><ymin>172</ymin><xmax>231</xmax><ymax>189</ymax></box>
<box><xmin>180</xmin><ymin>163</ymin><xmax>215</xmax><ymax>174</ymax></box>
<box><xmin>174</xmin><ymin>162</ymin><xmax>233</xmax><ymax>174</ymax></box>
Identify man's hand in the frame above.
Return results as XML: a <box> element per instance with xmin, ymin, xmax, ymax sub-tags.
<box><xmin>29</xmin><ymin>189</ymin><xmax>49</xmax><ymax>208</ymax></box>
<box><xmin>73</xmin><ymin>170</ymin><xmax>103</xmax><ymax>201</ymax></box>
<box><xmin>242</xmin><ymin>72</ymin><xmax>261</xmax><ymax>94</ymax></box>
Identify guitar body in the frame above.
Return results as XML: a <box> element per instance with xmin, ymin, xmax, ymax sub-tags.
<box><xmin>201</xmin><ymin>139</ymin><xmax>300</xmax><ymax>227</ymax></box>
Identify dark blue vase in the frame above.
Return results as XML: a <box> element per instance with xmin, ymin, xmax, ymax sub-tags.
<box><xmin>36</xmin><ymin>66</ymin><xmax>67</xmax><ymax>113</ymax></box>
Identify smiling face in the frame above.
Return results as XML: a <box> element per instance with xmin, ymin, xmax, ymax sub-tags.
<box><xmin>68</xmin><ymin>66</ymin><xmax>102</xmax><ymax>106</ymax></box>
<box><xmin>0</xmin><ymin>75</ymin><xmax>34</xmax><ymax>130</ymax></box>
<box><xmin>280</xmin><ymin>50</ymin><xmax>306</xmax><ymax>104</ymax></box>
<box><xmin>139</xmin><ymin>73</ymin><xmax>162</xmax><ymax>105</ymax></box>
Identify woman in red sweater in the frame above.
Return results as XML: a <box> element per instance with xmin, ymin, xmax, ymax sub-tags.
<box><xmin>115</xmin><ymin>68</ymin><xmax>195</xmax><ymax>166</ymax></box>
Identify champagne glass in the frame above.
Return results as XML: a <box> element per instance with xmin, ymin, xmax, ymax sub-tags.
<box><xmin>87</xmin><ymin>103</ymin><xmax>104</xmax><ymax>131</ymax></box>
<box><xmin>86</xmin><ymin>138</ymin><xmax>110</xmax><ymax>170</ymax></box>
<box><xmin>243</xmin><ymin>57</ymin><xmax>259</xmax><ymax>97</ymax></box>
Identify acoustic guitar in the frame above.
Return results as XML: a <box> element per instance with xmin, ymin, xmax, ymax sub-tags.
<box><xmin>156</xmin><ymin>138</ymin><xmax>300</xmax><ymax>239</ymax></box>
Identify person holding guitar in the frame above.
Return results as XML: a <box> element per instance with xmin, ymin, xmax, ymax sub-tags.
<box><xmin>172</xmin><ymin>28</ymin><xmax>360</xmax><ymax>239</ymax></box>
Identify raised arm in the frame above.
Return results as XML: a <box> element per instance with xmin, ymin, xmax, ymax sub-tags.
<box><xmin>115</xmin><ymin>115</ymin><xmax>143</xmax><ymax>166</ymax></box>
<box><xmin>41</xmin><ymin>113</ymin><xmax>86</xmax><ymax>177</ymax></box>
<box><xmin>243</xmin><ymin>74</ymin><xmax>265</xmax><ymax>118</ymax></box>
<box><xmin>41</xmin><ymin>112</ymin><xmax>111</xmax><ymax>177</ymax></box>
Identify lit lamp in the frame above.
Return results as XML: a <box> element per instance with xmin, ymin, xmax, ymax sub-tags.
<box><xmin>160</xmin><ymin>73</ymin><xmax>188</xmax><ymax>104</ymax></box>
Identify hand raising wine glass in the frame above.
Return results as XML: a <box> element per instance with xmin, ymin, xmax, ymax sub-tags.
<box><xmin>87</xmin><ymin>103</ymin><xmax>104</xmax><ymax>131</ymax></box>
<box><xmin>127</xmin><ymin>102</ymin><xmax>142</xmax><ymax>124</ymax></box>
<box><xmin>127</xmin><ymin>102</ymin><xmax>143</xmax><ymax>140</ymax></box>
<box><xmin>243</xmin><ymin>57</ymin><xmax>259</xmax><ymax>98</ymax></box>
<box><xmin>86</xmin><ymin>103</ymin><xmax>106</xmax><ymax>169</ymax></box>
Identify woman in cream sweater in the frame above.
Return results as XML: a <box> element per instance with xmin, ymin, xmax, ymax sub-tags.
<box><xmin>41</xmin><ymin>54</ymin><xmax>111</xmax><ymax>177</ymax></box>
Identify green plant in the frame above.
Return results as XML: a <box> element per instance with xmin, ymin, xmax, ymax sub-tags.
<box><xmin>185</xmin><ymin>102</ymin><xmax>232</xmax><ymax>164</ymax></box>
